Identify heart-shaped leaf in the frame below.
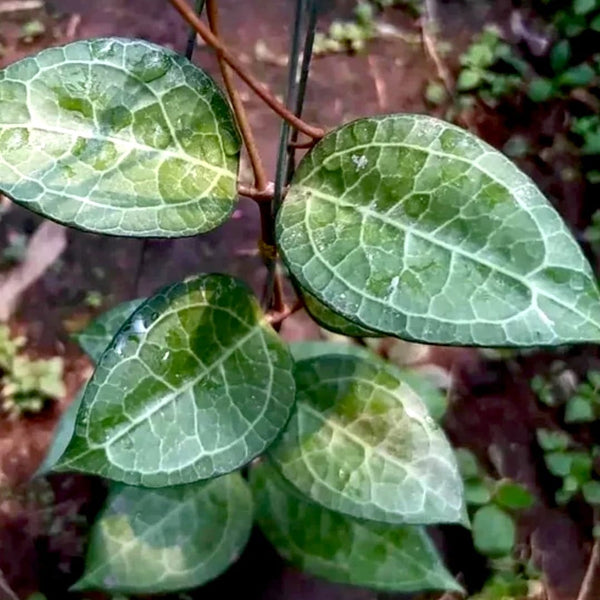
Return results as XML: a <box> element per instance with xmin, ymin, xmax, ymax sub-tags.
<box><xmin>75</xmin><ymin>299</ymin><xmax>144</xmax><ymax>363</ymax></box>
<box><xmin>0</xmin><ymin>38</ymin><xmax>240</xmax><ymax>237</ymax></box>
<box><xmin>277</xmin><ymin>114</ymin><xmax>600</xmax><ymax>346</ymax></box>
<box><xmin>302</xmin><ymin>288</ymin><xmax>382</xmax><ymax>337</ymax></box>
<box><xmin>269</xmin><ymin>353</ymin><xmax>464</xmax><ymax>524</ymax></box>
<box><xmin>251</xmin><ymin>462</ymin><xmax>461</xmax><ymax>593</ymax></box>
<box><xmin>73</xmin><ymin>472</ymin><xmax>253</xmax><ymax>594</ymax></box>
<box><xmin>54</xmin><ymin>274</ymin><xmax>295</xmax><ymax>487</ymax></box>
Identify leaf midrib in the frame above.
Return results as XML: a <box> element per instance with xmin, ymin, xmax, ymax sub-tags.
<box><xmin>0</xmin><ymin>122</ymin><xmax>235</xmax><ymax>180</ymax></box>
<box><xmin>297</xmin><ymin>185</ymin><xmax>600</xmax><ymax>332</ymax></box>
<box><xmin>101</xmin><ymin>323</ymin><xmax>265</xmax><ymax>451</ymax></box>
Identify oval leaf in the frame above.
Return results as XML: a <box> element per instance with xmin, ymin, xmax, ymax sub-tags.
<box><xmin>55</xmin><ymin>274</ymin><xmax>295</xmax><ymax>487</ymax></box>
<box><xmin>302</xmin><ymin>288</ymin><xmax>382</xmax><ymax>337</ymax></box>
<box><xmin>277</xmin><ymin>114</ymin><xmax>600</xmax><ymax>346</ymax></box>
<box><xmin>251</xmin><ymin>462</ymin><xmax>461</xmax><ymax>593</ymax></box>
<box><xmin>73</xmin><ymin>472</ymin><xmax>253</xmax><ymax>594</ymax></box>
<box><xmin>472</xmin><ymin>504</ymin><xmax>516</xmax><ymax>557</ymax></box>
<box><xmin>269</xmin><ymin>353</ymin><xmax>464</xmax><ymax>525</ymax></box>
<box><xmin>0</xmin><ymin>38</ymin><xmax>240</xmax><ymax>237</ymax></box>
<box><xmin>74</xmin><ymin>299</ymin><xmax>144</xmax><ymax>363</ymax></box>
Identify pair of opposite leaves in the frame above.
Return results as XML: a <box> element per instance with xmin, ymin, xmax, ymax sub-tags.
<box><xmin>1</xmin><ymin>38</ymin><xmax>599</xmax><ymax>349</ymax></box>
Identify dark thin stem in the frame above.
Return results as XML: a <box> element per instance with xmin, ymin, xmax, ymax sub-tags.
<box><xmin>262</xmin><ymin>0</ymin><xmax>308</xmax><ymax>310</ymax></box>
<box><xmin>285</xmin><ymin>0</ymin><xmax>319</xmax><ymax>187</ymax></box>
<box><xmin>185</xmin><ymin>0</ymin><xmax>206</xmax><ymax>60</ymax></box>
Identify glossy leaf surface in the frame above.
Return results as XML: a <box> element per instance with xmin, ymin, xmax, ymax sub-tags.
<box><xmin>251</xmin><ymin>462</ymin><xmax>461</xmax><ymax>593</ymax></box>
<box><xmin>73</xmin><ymin>473</ymin><xmax>253</xmax><ymax>593</ymax></box>
<box><xmin>55</xmin><ymin>274</ymin><xmax>295</xmax><ymax>487</ymax></box>
<box><xmin>75</xmin><ymin>299</ymin><xmax>143</xmax><ymax>363</ymax></box>
<box><xmin>277</xmin><ymin>114</ymin><xmax>600</xmax><ymax>346</ymax></box>
<box><xmin>0</xmin><ymin>38</ymin><xmax>240</xmax><ymax>236</ymax></box>
<box><xmin>269</xmin><ymin>354</ymin><xmax>464</xmax><ymax>524</ymax></box>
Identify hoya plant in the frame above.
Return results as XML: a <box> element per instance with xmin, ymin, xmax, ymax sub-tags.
<box><xmin>2</xmin><ymin>0</ymin><xmax>600</xmax><ymax>595</ymax></box>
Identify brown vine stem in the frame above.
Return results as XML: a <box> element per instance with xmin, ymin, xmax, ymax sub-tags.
<box><xmin>237</xmin><ymin>183</ymin><xmax>274</xmax><ymax>202</ymax></box>
<box><xmin>169</xmin><ymin>0</ymin><xmax>324</xmax><ymax>140</ymax></box>
<box><xmin>206</xmin><ymin>0</ymin><xmax>267</xmax><ymax>191</ymax></box>
<box><xmin>266</xmin><ymin>298</ymin><xmax>303</xmax><ymax>326</ymax></box>
<box><xmin>577</xmin><ymin>527</ymin><xmax>600</xmax><ymax>600</ymax></box>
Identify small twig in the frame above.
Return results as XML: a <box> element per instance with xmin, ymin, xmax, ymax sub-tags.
<box><xmin>169</xmin><ymin>0</ymin><xmax>324</xmax><ymax>140</ymax></box>
<box><xmin>420</xmin><ymin>0</ymin><xmax>453</xmax><ymax>94</ymax></box>
<box><xmin>0</xmin><ymin>222</ymin><xmax>67</xmax><ymax>321</ymax></box>
<box><xmin>577</xmin><ymin>535</ymin><xmax>600</xmax><ymax>600</ymax></box>
<box><xmin>0</xmin><ymin>567</ymin><xmax>19</xmax><ymax>600</ymax></box>
<box><xmin>65</xmin><ymin>13</ymin><xmax>81</xmax><ymax>39</ymax></box>
<box><xmin>0</xmin><ymin>0</ymin><xmax>43</xmax><ymax>14</ymax></box>
<box><xmin>206</xmin><ymin>0</ymin><xmax>267</xmax><ymax>191</ymax></box>
<box><xmin>368</xmin><ymin>54</ymin><xmax>388</xmax><ymax>111</ymax></box>
<box><xmin>185</xmin><ymin>0</ymin><xmax>206</xmax><ymax>60</ymax></box>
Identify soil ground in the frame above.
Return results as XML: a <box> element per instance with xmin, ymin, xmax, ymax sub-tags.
<box><xmin>0</xmin><ymin>1</ymin><xmax>596</xmax><ymax>599</ymax></box>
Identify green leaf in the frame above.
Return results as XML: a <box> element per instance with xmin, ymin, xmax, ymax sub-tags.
<box><xmin>536</xmin><ymin>428</ymin><xmax>570</xmax><ymax>451</ymax></box>
<box><xmin>302</xmin><ymin>288</ymin><xmax>382</xmax><ymax>337</ymax></box>
<box><xmin>55</xmin><ymin>274</ymin><xmax>295</xmax><ymax>487</ymax></box>
<box><xmin>574</xmin><ymin>0</ymin><xmax>597</xmax><ymax>14</ymax></box>
<box><xmin>565</xmin><ymin>395</ymin><xmax>595</xmax><ymax>423</ymax></box>
<box><xmin>494</xmin><ymin>480</ymin><xmax>534</xmax><ymax>510</ymax></box>
<box><xmin>545</xmin><ymin>451</ymin><xmax>572</xmax><ymax>477</ymax></box>
<box><xmin>35</xmin><ymin>389</ymin><xmax>84</xmax><ymax>476</ymax></box>
<box><xmin>588</xmin><ymin>370</ymin><xmax>600</xmax><ymax>390</ymax></box>
<box><xmin>276</xmin><ymin>115</ymin><xmax>600</xmax><ymax>347</ymax></box>
<box><xmin>457</xmin><ymin>69</ymin><xmax>483</xmax><ymax>91</ymax></box>
<box><xmin>0</xmin><ymin>38</ymin><xmax>240</xmax><ymax>237</ymax></box>
<box><xmin>73</xmin><ymin>473</ymin><xmax>253</xmax><ymax>594</ymax></box>
<box><xmin>74</xmin><ymin>299</ymin><xmax>144</xmax><ymax>363</ymax></box>
<box><xmin>570</xmin><ymin>452</ymin><xmax>592</xmax><ymax>483</ymax></box>
<box><xmin>269</xmin><ymin>354</ymin><xmax>465</xmax><ymax>525</ymax></box>
<box><xmin>558</xmin><ymin>63</ymin><xmax>595</xmax><ymax>88</ymax></box>
<box><xmin>251</xmin><ymin>461</ymin><xmax>462</xmax><ymax>593</ymax></box>
<box><xmin>550</xmin><ymin>40</ymin><xmax>571</xmax><ymax>73</ymax></box>
<box><xmin>464</xmin><ymin>480</ymin><xmax>492</xmax><ymax>505</ymax></box>
<box><xmin>528</xmin><ymin>78</ymin><xmax>556</xmax><ymax>102</ymax></box>
<box><xmin>290</xmin><ymin>341</ymin><xmax>449</xmax><ymax>422</ymax></box>
<box><xmin>472</xmin><ymin>505</ymin><xmax>516</xmax><ymax>557</ymax></box>
<box><xmin>582</xmin><ymin>480</ymin><xmax>600</xmax><ymax>505</ymax></box>
<box><xmin>555</xmin><ymin>487</ymin><xmax>576</xmax><ymax>505</ymax></box>
<box><xmin>455</xmin><ymin>448</ymin><xmax>481</xmax><ymax>480</ymax></box>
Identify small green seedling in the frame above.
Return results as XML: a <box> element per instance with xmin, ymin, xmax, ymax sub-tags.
<box><xmin>0</xmin><ymin>325</ymin><xmax>65</xmax><ymax>417</ymax></box>
<box><xmin>537</xmin><ymin>428</ymin><xmax>600</xmax><ymax>505</ymax></box>
<box><xmin>455</xmin><ymin>448</ymin><xmax>533</xmax><ymax>559</ymax></box>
